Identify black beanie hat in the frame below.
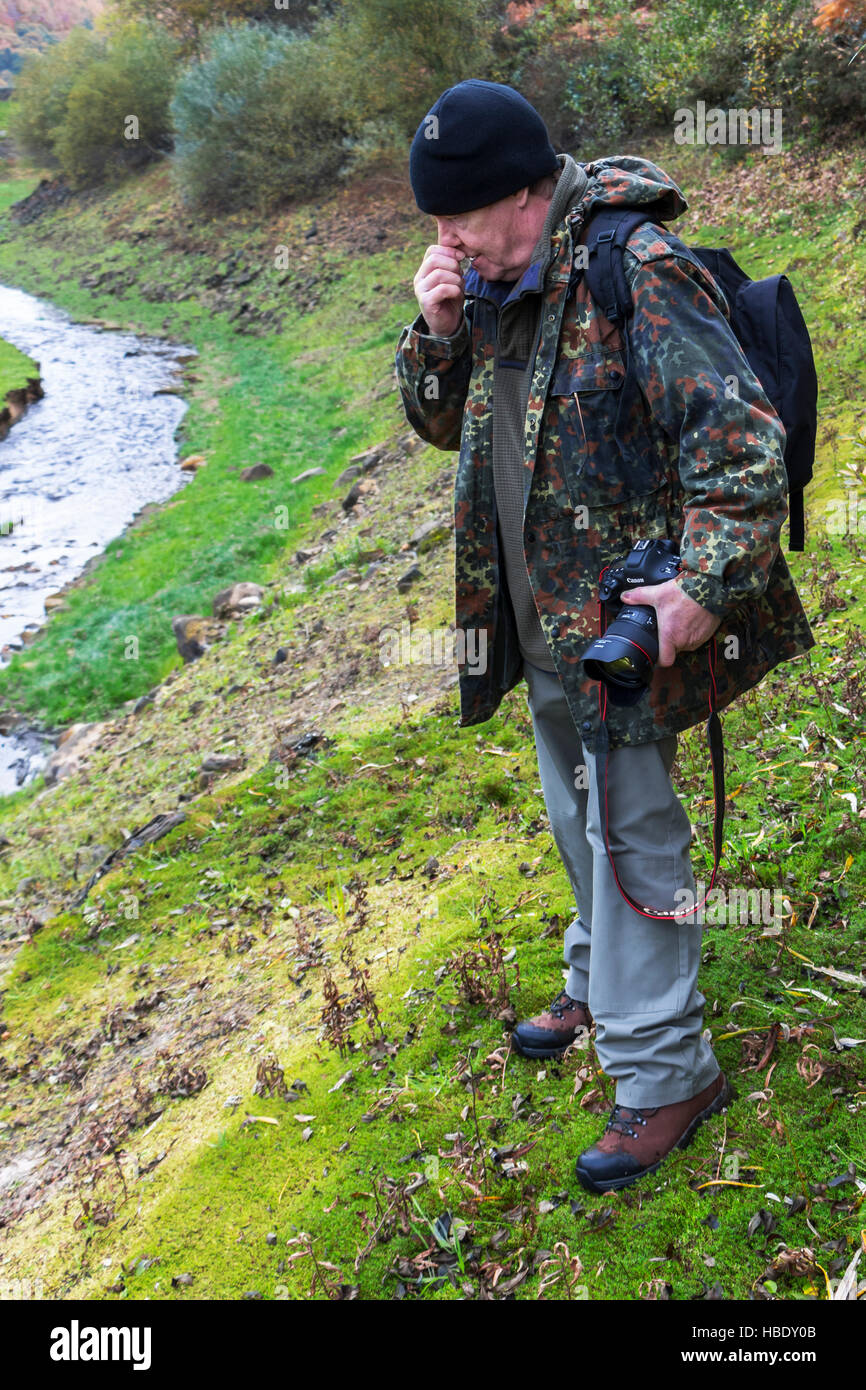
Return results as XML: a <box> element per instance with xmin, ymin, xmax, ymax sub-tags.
<box><xmin>409</xmin><ymin>79</ymin><xmax>558</xmax><ymax>215</ymax></box>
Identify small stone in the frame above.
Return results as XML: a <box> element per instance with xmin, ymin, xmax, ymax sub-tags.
<box><xmin>291</xmin><ymin>467</ymin><xmax>325</xmax><ymax>484</ymax></box>
<box><xmin>240</xmin><ymin>463</ymin><xmax>274</xmax><ymax>482</ymax></box>
<box><xmin>397</xmin><ymin>564</ymin><xmax>421</xmax><ymax>592</ymax></box>
<box><xmin>172</xmin><ymin>614</ymin><xmax>225</xmax><ymax>662</ymax></box>
<box><xmin>410</xmin><ymin>517</ymin><xmax>451</xmax><ymax>552</ymax></box>
<box><xmin>199</xmin><ymin>753</ymin><xmax>245</xmax><ymax>774</ymax></box>
<box><xmin>211</xmin><ymin>582</ymin><xmax>264</xmax><ymax>620</ymax></box>
<box><xmin>348</xmin><ymin>445</ymin><xmax>384</xmax><ymax>470</ymax></box>
<box><xmin>324</xmin><ymin>567</ymin><xmax>360</xmax><ymax>587</ymax></box>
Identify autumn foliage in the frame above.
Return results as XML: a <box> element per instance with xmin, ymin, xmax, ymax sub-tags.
<box><xmin>813</xmin><ymin>0</ymin><xmax>866</xmax><ymax>29</ymax></box>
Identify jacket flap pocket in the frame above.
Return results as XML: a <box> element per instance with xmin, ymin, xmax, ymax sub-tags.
<box><xmin>552</xmin><ymin>353</ymin><xmax>626</xmax><ymax>394</ymax></box>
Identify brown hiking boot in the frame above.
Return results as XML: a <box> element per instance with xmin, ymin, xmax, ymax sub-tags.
<box><xmin>511</xmin><ymin>989</ymin><xmax>594</xmax><ymax>1059</ymax></box>
<box><xmin>575</xmin><ymin>1071</ymin><xmax>733</xmax><ymax>1193</ymax></box>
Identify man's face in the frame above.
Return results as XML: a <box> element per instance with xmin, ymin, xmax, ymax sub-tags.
<box><xmin>434</xmin><ymin>193</ymin><xmax>528</xmax><ymax>283</ymax></box>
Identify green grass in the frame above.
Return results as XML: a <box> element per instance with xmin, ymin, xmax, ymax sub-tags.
<box><xmin>0</xmin><ymin>334</ymin><xmax>37</xmax><ymax>398</ymax></box>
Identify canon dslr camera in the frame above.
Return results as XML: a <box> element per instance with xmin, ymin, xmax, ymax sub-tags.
<box><xmin>582</xmin><ymin>538</ymin><xmax>681</xmax><ymax>697</ymax></box>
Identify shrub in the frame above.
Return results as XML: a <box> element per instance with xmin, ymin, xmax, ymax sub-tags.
<box><xmin>9</xmin><ymin>27</ymin><xmax>103</xmax><ymax>163</ymax></box>
<box><xmin>558</xmin><ymin>0</ymin><xmax>866</xmax><ymax>153</ymax></box>
<box><xmin>10</xmin><ymin>22</ymin><xmax>179</xmax><ymax>184</ymax></box>
<box><xmin>55</xmin><ymin>24</ymin><xmax>180</xmax><ymax>185</ymax></box>
<box><xmin>563</xmin><ymin>27</ymin><xmax>652</xmax><ymax>153</ymax></box>
<box><xmin>325</xmin><ymin>0</ymin><xmax>498</xmax><ymax>174</ymax></box>
<box><xmin>170</xmin><ymin>23</ymin><xmax>347</xmax><ymax>212</ymax></box>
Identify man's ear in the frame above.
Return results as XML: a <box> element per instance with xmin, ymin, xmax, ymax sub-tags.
<box><xmin>513</xmin><ymin>186</ymin><xmax>530</xmax><ymax>208</ymax></box>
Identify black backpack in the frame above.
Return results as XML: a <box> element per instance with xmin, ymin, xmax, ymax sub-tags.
<box><xmin>574</xmin><ymin>207</ymin><xmax>818</xmax><ymax>550</ymax></box>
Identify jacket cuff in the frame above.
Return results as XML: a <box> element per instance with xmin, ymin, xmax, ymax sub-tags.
<box><xmin>405</xmin><ymin>311</ymin><xmax>470</xmax><ymax>359</ymax></box>
<box><xmin>675</xmin><ymin>568</ymin><xmax>736</xmax><ymax>617</ymax></box>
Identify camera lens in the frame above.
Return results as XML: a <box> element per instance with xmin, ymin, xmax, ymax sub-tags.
<box><xmin>604</xmin><ymin>654</ymin><xmax>641</xmax><ymax>679</ymax></box>
<box><xmin>582</xmin><ymin>604</ymin><xmax>659</xmax><ymax>690</ymax></box>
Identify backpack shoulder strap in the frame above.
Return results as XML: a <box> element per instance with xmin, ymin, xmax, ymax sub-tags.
<box><xmin>577</xmin><ymin>207</ymin><xmax>656</xmax><ymax>324</ymax></box>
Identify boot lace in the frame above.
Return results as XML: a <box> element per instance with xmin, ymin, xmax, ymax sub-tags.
<box><xmin>549</xmin><ymin>990</ymin><xmax>588</xmax><ymax>1020</ymax></box>
<box><xmin>605</xmin><ymin>1103</ymin><xmax>657</xmax><ymax>1140</ymax></box>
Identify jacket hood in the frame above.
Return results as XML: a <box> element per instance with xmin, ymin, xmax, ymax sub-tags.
<box><xmin>460</xmin><ymin>154</ymin><xmax>687</xmax><ymax>303</ymax></box>
<box><xmin>578</xmin><ymin>155</ymin><xmax>688</xmax><ymax>223</ymax></box>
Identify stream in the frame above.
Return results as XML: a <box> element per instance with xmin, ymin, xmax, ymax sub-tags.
<box><xmin>0</xmin><ymin>282</ymin><xmax>194</xmax><ymax>794</ymax></box>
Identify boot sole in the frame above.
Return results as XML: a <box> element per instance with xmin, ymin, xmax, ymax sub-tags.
<box><xmin>575</xmin><ymin>1075</ymin><xmax>735</xmax><ymax>1195</ymax></box>
<box><xmin>511</xmin><ymin>1030</ymin><xmax>591</xmax><ymax>1060</ymax></box>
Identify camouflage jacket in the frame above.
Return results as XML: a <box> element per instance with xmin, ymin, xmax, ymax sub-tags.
<box><xmin>395</xmin><ymin>156</ymin><xmax>815</xmax><ymax>750</ymax></box>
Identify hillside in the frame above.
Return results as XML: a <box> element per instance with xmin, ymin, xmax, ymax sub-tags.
<box><xmin>0</xmin><ymin>128</ymin><xmax>863</xmax><ymax>1302</ymax></box>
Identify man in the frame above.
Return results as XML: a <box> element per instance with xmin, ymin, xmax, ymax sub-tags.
<box><xmin>395</xmin><ymin>80</ymin><xmax>814</xmax><ymax>1192</ymax></box>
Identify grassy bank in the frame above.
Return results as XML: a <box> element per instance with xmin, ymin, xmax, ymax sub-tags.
<box><xmin>0</xmin><ymin>166</ymin><xmax>415</xmax><ymax>724</ymax></box>
<box><xmin>0</xmin><ymin>334</ymin><xmax>37</xmax><ymax>399</ymax></box>
<box><xmin>0</xmin><ymin>136</ymin><xmax>863</xmax><ymax>1301</ymax></box>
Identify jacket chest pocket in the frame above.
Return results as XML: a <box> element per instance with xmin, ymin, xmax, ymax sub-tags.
<box><xmin>543</xmin><ymin>351</ymin><xmax>666</xmax><ymax>511</ymax></box>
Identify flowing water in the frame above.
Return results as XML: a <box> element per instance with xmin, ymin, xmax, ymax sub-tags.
<box><xmin>0</xmin><ymin>282</ymin><xmax>194</xmax><ymax>794</ymax></box>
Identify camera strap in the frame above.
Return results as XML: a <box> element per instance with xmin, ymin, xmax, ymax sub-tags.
<box><xmin>594</xmin><ymin>639</ymin><xmax>726</xmax><ymax>921</ymax></box>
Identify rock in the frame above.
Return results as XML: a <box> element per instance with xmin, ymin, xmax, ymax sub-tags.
<box><xmin>43</xmin><ymin>594</ymin><xmax>66</xmax><ymax>612</ymax></box>
<box><xmin>324</xmin><ymin>567</ymin><xmax>360</xmax><ymax>587</ymax></box>
<box><xmin>291</xmin><ymin>467</ymin><xmax>325</xmax><ymax>484</ymax></box>
<box><xmin>240</xmin><ymin>463</ymin><xmax>274</xmax><ymax>482</ymax></box>
<box><xmin>273</xmin><ymin>648</ymin><xmax>288</xmax><ymax>665</ymax></box>
<box><xmin>211</xmin><ymin>582</ymin><xmax>264</xmax><ymax>620</ymax></box>
<box><xmin>133</xmin><ymin>691</ymin><xmax>156</xmax><ymax>714</ymax></box>
<box><xmin>349</xmin><ymin>446</ymin><xmax>385</xmax><ymax>471</ymax></box>
<box><xmin>172</xmin><ymin>615</ymin><xmax>225</xmax><ymax>663</ymax></box>
<box><xmin>342</xmin><ymin>478</ymin><xmax>376</xmax><ymax>512</ymax></box>
<box><xmin>294</xmin><ymin>547</ymin><xmax>321</xmax><ymax>563</ymax></box>
<box><xmin>44</xmin><ymin>722</ymin><xmax>107</xmax><ymax>786</ymax></box>
<box><xmin>71</xmin><ymin>812</ymin><xmax>188</xmax><ymax>907</ymax></box>
<box><xmin>356</xmin><ymin>546</ymin><xmax>384</xmax><ymax>563</ymax></box>
<box><xmin>399</xmin><ymin>432</ymin><xmax>425</xmax><ymax>455</ymax></box>
<box><xmin>311</xmin><ymin>501</ymin><xmax>338</xmax><ymax>518</ymax></box>
<box><xmin>180</xmin><ymin>453</ymin><xmax>207</xmax><ymax>472</ymax></box>
<box><xmin>199</xmin><ymin>753</ymin><xmax>245</xmax><ymax>775</ymax></box>
<box><xmin>335</xmin><ymin>464</ymin><xmax>362</xmax><ymax>487</ymax></box>
<box><xmin>410</xmin><ymin>517</ymin><xmax>451</xmax><ymax>552</ymax></box>
<box><xmin>397</xmin><ymin>564</ymin><xmax>422</xmax><ymax>592</ymax></box>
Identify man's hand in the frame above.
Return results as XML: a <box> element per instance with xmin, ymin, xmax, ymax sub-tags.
<box><xmin>620</xmin><ymin>579</ymin><xmax>721</xmax><ymax>667</ymax></box>
<box><xmin>414</xmin><ymin>245</ymin><xmax>465</xmax><ymax>337</ymax></box>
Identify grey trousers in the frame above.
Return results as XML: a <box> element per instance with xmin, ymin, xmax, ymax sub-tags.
<box><xmin>523</xmin><ymin>660</ymin><xmax>720</xmax><ymax>1107</ymax></box>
